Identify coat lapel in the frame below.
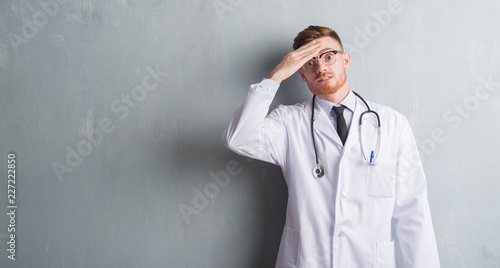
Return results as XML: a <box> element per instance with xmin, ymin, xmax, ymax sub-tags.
<box><xmin>309</xmin><ymin>98</ymin><xmax>343</xmax><ymax>146</ymax></box>
<box><xmin>308</xmin><ymin>96</ymin><xmax>363</xmax><ymax>149</ymax></box>
<box><xmin>344</xmin><ymin>97</ymin><xmax>362</xmax><ymax>152</ymax></box>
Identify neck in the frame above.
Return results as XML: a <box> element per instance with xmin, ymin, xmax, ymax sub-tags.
<box><xmin>316</xmin><ymin>82</ymin><xmax>350</xmax><ymax>104</ymax></box>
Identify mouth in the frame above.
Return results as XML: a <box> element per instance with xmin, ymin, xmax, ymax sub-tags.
<box><xmin>317</xmin><ymin>76</ymin><xmax>333</xmax><ymax>83</ymax></box>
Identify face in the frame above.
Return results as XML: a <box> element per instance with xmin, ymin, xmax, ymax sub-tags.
<box><xmin>298</xmin><ymin>36</ymin><xmax>351</xmax><ymax>96</ymax></box>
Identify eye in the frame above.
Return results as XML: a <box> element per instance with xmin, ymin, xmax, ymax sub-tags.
<box><xmin>305</xmin><ymin>60</ymin><xmax>315</xmax><ymax>67</ymax></box>
<box><xmin>324</xmin><ymin>54</ymin><xmax>334</xmax><ymax>61</ymax></box>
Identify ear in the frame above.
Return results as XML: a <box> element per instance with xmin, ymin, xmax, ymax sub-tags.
<box><xmin>343</xmin><ymin>51</ymin><xmax>351</xmax><ymax>70</ymax></box>
<box><xmin>298</xmin><ymin>69</ymin><xmax>307</xmax><ymax>83</ymax></box>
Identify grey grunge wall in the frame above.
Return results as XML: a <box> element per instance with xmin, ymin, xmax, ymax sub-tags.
<box><xmin>1</xmin><ymin>0</ymin><xmax>499</xmax><ymax>267</ymax></box>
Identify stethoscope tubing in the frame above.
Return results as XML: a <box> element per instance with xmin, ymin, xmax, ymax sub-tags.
<box><xmin>311</xmin><ymin>91</ymin><xmax>381</xmax><ymax>178</ymax></box>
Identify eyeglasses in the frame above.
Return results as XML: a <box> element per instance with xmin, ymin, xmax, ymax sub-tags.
<box><xmin>302</xmin><ymin>50</ymin><xmax>344</xmax><ymax>70</ymax></box>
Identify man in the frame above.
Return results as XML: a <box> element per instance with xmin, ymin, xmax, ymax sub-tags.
<box><xmin>223</xmin><ymin>25</ymin><xmax>440</xmax><ymax>268</ymax></box>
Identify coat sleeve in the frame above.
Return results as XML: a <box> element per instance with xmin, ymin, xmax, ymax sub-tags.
<box><xmin>392</xmin><ymin>117</ymin><xmax>441</xmax><ymax>268</ymax></box>
<box><xmin>222</xmin><ymin>81</ymin><xmax>288</xmax><ymax>167</ymax></box>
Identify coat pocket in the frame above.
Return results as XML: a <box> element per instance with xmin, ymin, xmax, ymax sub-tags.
<box><xmin>275</xmin><ymin>226</ymin><xmax>301</xmax><ymax>268</ymax></box>
<box><xmin>376</xmin><ymin>240</ymin><xmax>396</xmax><ymax>268</ymax></box>
<box><xmin>366</xmin><ymin>158</ymin><xmax>396</xmax><ymax>197</ymax></box>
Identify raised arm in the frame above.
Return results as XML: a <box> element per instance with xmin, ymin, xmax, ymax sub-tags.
<box><xmin>222</xmin><ymin>41</ymin><xmax>323</xmax><ymax>165</ymax></box>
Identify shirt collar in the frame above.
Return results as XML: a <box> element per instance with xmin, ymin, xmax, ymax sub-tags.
<box><xmin>315</xmin><ymin>89</ymin><xmax>356</xmax><ymax>115</ymax></box>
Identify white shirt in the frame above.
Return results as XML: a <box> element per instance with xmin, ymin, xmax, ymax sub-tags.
<box><xmin>315</xmin><ymin>89</ymin><xmax>356</xmax><ymax>132</ymax></box>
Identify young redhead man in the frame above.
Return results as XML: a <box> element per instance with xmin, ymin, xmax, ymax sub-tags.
<box><xmin>223</xmin><ymin>25</ymin><xmax>440</xmax><ymax>268</ymax></box>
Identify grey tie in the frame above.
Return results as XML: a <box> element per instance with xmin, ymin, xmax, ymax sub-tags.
<box><xmin>332</xmin><ymin>105</ymin><xmax>348</xmax><ymax>145</ymax></box>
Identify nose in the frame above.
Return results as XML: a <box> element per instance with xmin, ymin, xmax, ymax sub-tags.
<box><xmin>315</xmin><ymin>60</ymin><xmax>328</xmax><ymax>73</ymax></box>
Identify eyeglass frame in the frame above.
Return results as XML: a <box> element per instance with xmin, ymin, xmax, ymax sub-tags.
<box><xmin>302</xmin><ymin>50</ymin><xmax>345</xmax><ymax>70</ymax></box>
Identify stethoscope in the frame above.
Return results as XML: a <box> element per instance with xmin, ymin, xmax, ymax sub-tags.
<box><xmin>311</xmin><ymin>91</ymin><xmax>381</xmax><ymax>178</ymax></box>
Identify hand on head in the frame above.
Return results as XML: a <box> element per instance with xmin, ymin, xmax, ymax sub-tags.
<box><xmin>266</xmin><ymin>40</ymin><xmax>323</xmax><ymax>84</ymax></box>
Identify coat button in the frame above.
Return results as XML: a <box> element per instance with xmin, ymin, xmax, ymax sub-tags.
<box><xmin>338</xmin><ymin>232</ymin><xmax>345</xmax><ymax>238</ymax></box>
<box><xmin>340</xmin><ymin>192</ymin><xmax>347</xmax><ymax>199</ymax></box>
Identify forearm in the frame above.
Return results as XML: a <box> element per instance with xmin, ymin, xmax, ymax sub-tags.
<box><xmin>222</xmin><ymin>79</ymin><xmax>283</xmax><ymax>164</ymax></box>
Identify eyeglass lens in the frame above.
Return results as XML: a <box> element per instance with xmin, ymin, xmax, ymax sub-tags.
<box><xmin>303</xmin><ymin>51</ymin><xmax>341</xmax><ymax>69</ymax></box>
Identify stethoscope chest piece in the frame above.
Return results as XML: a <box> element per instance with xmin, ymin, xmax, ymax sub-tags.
<box><xmin>312</xmin><ymin>164</ymin><xmax>325</xmax><ymax>178</ymax></box>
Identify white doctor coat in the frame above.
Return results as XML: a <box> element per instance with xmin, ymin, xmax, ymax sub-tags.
<box><xmin>223</xmin><ymin>81</ymin><xmax>440</xmax><ymax>268</ymax></box>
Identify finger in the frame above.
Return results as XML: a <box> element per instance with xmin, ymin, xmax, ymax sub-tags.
<box><xmin>301</xmin><ymin>44</ymin><xmax>322</xmax><ymax>57</ymax></box>
<box><xmin>303</xmin><ymin>39</ymin><xmax>319</xmax><ymax>48</ymax></box>
<box><xmin>294</xmin><ymin>44</ymin><xmax>322</xmax><ymax>62</ymax></box>
<box><xmin>295</xmin><ymin>42</ymin><xmax>322</xmax><ymax>58</ymax></box>
<box><xmin>296</xmin><ymin>41</ymin><xmax>321</xmax><ymax>54</ymax></box>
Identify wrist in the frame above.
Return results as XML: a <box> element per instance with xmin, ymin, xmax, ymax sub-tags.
<box><xmin>266</xmin><ymin>72</ymin><xmax>283</xmax><ymax>84</ymax></box>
